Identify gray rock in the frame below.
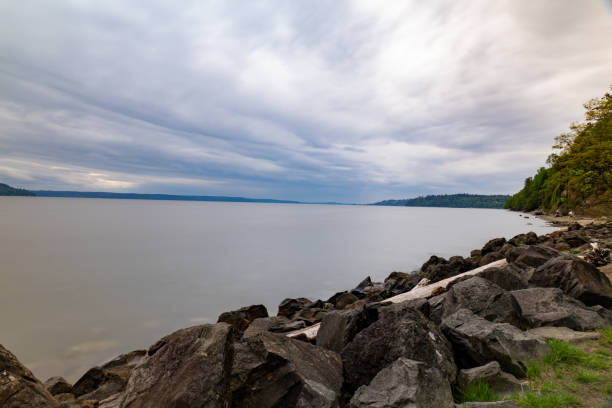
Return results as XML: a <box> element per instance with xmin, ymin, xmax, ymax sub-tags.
<box><xmin>44</xmin><ymin>376</ymin><xmax>72</xmax><ymax>396</ymax></box>
<box><xmin>482</xmin><ymin>238</ymin><xmax>507</xmax><ymax>255</ymax></box>
<box><xmin>475</xmin><ymin>264</ymin><xmax>529</xmax><ymax>291</ymax></box>
<box><xmin>230</xmin><ymin>331</ymin><xmax>342</xmax><ymax>407</ymax></box>
<box><xmin>506</xmin><ymin>245</ymin><xmax>561</xmax><ymax>269</ymax></box>
<box><xmin>529</xmin><ymin>326</ymin><xmax>603</xmax><ymax>344</ymax></box>
<box><xmin>243</xmin><ymin>316</ymin><xmax>293</xmax><ymax>337</ymax></box>
<box><xmin>121</xmin><ymin>323</ymin><xmax>233</xmax><ymax>408</ymax></box>
<box><xmin>509</xmin><ymin>232</ymin><xmax>538</xmax><ymax>246</ymax></box>
<box><xmin>217</xmin><ymin>304</ymin><xmax>268</xmax><ymax>336</ymax></box>
<box><xmin>349</xmin><ymin>358</ymin><xmax>454</xmax><ymax>408</ymax></box>
<box><xmin>457</xmin><ymin>361</ymin><xmax>522</xmax><ymax>397</ymax></box>
<box><xmin>479</xmin><ymin>251</ymin><xmax>505</xmax><ymax>266</ymax></box>
<box><xmin>278</xmin><ymin>297</ymin><xmax>311</xmax><ymax>319</ymax></box>
<box><xmin>511</xmin><ymin>287</ymin><xmax>607</xmax><ymax>331</ymax></box>
<box><xmin>333</xmin><ymin>292</ymin><xmax>360</xmax><ymax>309</ymax></box>
<box><xmin>0</xmin><ymin>344</ymin><xmax>58</xmax><ymax>408</ymax></box>
<box><xmin>342</xmin><ymin>303</ymin><xmax>457</xmax><ymax>393</ymax></box>
<box><xmin>316</xmin><ymin>306</ymin><xmax>379</xmax><ymax>353</ymax></box>
<box><xmin>530</xmin><ymin>255</ymin><xmax>612</xmax><ymax>307</ymax></box>
<box><xmin>441</xmin><ymin>309</ymin><xmax>550</xmax><ymax>378</ymax></box>
<box><xmin>382</xmin><ymin>271</ymin><xmax>424</xmax><ymax>297</ymax></box>
<box><xmin>443</xmin><ymin>277</ymin><xmax>526</xmax><ymax>329</ymax></box>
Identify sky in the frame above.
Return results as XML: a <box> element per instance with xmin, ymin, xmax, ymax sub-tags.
<box><xmin>1</xmin><ymin>0</ymin><xmax>611</xmax><ymax>203</ymax></box>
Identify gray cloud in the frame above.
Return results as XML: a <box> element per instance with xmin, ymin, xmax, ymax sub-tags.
<box><xmin>1</xmin><ymin>0</ymin><xmax>611</xmax><ymax>202</ymax></box>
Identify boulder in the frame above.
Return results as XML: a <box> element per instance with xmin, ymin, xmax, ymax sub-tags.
<box><xmin>342</xmin><ymin>302</ymin><xmax>457</xmax><ymax>393</ymax></box>
<box><xmin>457</xmin><ymin>361</ymin><xmax>522</xmax><ymax>397</ymax></box>
<box><xmin>382</xmin><ymin>271</ymin><xmax>424</xmax><ymax>297</ymax></box>
<box><xmin>316</xmin><ymin>306</ymin><xmax>380</xmax><ymax>353</ymax></box>
<box><xmin>332</xmin><ymin>292</ymin><xmax>360</xmax><ymax>309</ymax></box>
<box><xmin>349</xmin><ymin>358</ymin><xmax>454</xmax><ymax>408</ymax></box>
<box><xmin>479</xmin><ymin>251</ymin><xmax>505</xmax><ymax>266</ymax></box>
<box><xmin>277</xmin><ymin>297</ymin><xmax>311</xmax><ymax>319</ymax></box>
<box><xmin>442</xmin><ymin>277</ymin><xmax>526</xmax><ymax>329</ymax></box>
<box><xmin>506</xmin><ymin>245</ymin><xmax>561</xmax><ymax>269</ymax></box>
<box><xmin>508</xmin><ymin>232</ymin><xmax>538</xmax><ymax>246</ymax></box>
<box><xmin>0</xmin><ymin>344</ymin><xmax>58</xmax><ymax>408</ymax></box>
<box><xmin>71</xmin><ymin>367</ymin><xmax>106</xmax><ymax>397</ymax></box>
<box><xmin>121</xmin><ymin>323</ymin><xmax>233</xmax><ymax>408</ymax></box>
<box><xmin>530</xmin><ymin>255</ymin><xmax>612</xmax><ymax>307</ymax></box>
<box><xmin>474</xmin><ymin>264</ymin><xmax>528</xmax><ymax>291</ymax></box>
<box><xmin>217</xmin><ymin>304</ymin><xmax>268</xmax><ymax>336</ymax></box>
<box><xmin>481</xmin><ymin>238</ymin><xmax>506</xmax><ymax>255</ymax></box>
<box><xmin>528</xmin><ymin>326</ymin><xmax>602</xmax><ymax>344</ymax></box>
<box><xmin>44</xmin><ymin>376</ymin><xmax>72</xmax><ymax>396</ymax></box>
<box><xmin>510</xmin><ymin>287</ymin><xmax>607</xmax><ymax>331</ymax></box>
<box><xmin>230</xmin><ymin>331</ymin><xmax>343</xmax><ymax>407</ymax></box>
<box><xmin>425</xmin><ymin>256</ymin><xmax>477</xmax><ymax>283</ymax></box>
<box><xmin>441</xmin><ymin>309</ymin><xmax>550</xmax><ymax>378</ymax></box>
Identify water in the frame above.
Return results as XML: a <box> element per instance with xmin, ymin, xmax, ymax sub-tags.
<box><xmin>0</xmin><ymin>197</ymin><xmax>555</xmax><ymax>382</ymax></box>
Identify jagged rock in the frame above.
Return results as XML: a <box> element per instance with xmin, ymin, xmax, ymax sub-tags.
<box><xmin>482</xmin><ymin>238</ymin><xmax>507</xmax><ymax>255</ymax></box>
<box><xmin>457</xmin><ymin>361</ymin><xmax>522</xmax><ymax>397</ymax></box>
<box><xmin>99</xmin><ymin>393</ymin><xmax>122</xmax><ymax>408</ymax></box>
<box><xmin>355</xmin><ymin>276</ymin><xmax>372</xmax><ymax>289</ymax></box>
<box><xmin>217</xmin><ymin>304</ymin><xmax>268</xmax><ymax>336</ymax></box>
<box><xmin>342</xmin><ymin>302</ymin><xmax>457</xmax><ymax>394</ymax></box>
<box><xmin>428</xmin><ymin>293</ymin><xmax>448</xmax><ymax>324</ymax></box>
<box><xmin>425</xmin><ymin>256</ymin><xmax>477</xmax><ymax>283</ymax></box>
<box><xmin>530</xmin><ymin>255</ymin><xmax>612</xmax><ymax>307</ymax></box>
<box><xmin>0</xmin><ymin>344</ymin><xmax>58</xmax><ymax>408</ymax></box>
<box><xmin>382</xmin><ymin>271</ymin><xmax>424</xmax><ymax>297</ymax></box>
<box><xmin>332</xmin><ymin>292</ymin><xmax>360</xmax><ymax>309</ymax></box>
<box><xmin>294</xmin><ymin>307</ymin><xmax>328</xmax><ymax>325</ymax></box>
<box><xmin>479</xmin><ymin>251</ymin><xmax>505</xmax><ymax>266</ymax></box>
<box><xmin>71</xmin><ymin>367</ymin><xmax>106</xmax><ymax>397</ymax></box>
<box><xmin>441</xmin><ymin>309</ymin><xmax>550</xmax><ymax>378</ymax></box>
<box><xmin>560</xmin><ymin>231</ymin><xmax>589</xmax><ymax>248</ymax></box>
<box><xmin>511</xmin><ymin>287</ymin><xmax>607</xmax><ymax>331</ymax></box>
<box><xmin>121</xmin><ymin>323</ymin><xmax>233</xmax><ymax>408</ymax></box>
<box><xmin>509</xmin><ymin>232</ymin><xmax>538</xmax><ymax>246</ymax></box>
<box><xmin>506</xmin><ymin>245</ymin><xmax>561</xmax><ymax>269</ymax></box>
<box><xmin>529</xmin><ymin>326</ymin><xmax>602</xmax><ymax>344</ymax></box>
<box><xmin>243</xmin><ymin>316</ymin><xmax>303</xmax><ymax>337</ymax></box>
<box><xmin>45</xmin><ymin>376</ymin><xmax>72</xmax><ymax>396</ymax></box>
<box><xmin>230</xmin><ymin>331</ymin><xmax>342</xmax><ymax>407</ymax></box>
<box><xmin>474</xmin><ymin>264</ymin><xmax>528</xmax><ymax>291</ymax></box>
<box><xmin>442</xmin><ymin>277</ymin><xmax>526</xmax><ymax>329</ymax></box>
<box><xmin>316</xmin><ymin>306</ymin><xmax>380</xmax><ymax>353</ymax></box>
<box><xmin>277</xmin><ymin>297</ymin><xmax>311</xmax><ymax>319</ymax></box>
<box><xmin>349</xmin><ymin>358</ymin><xmax>454</xmax><ymax>408</ymax></box>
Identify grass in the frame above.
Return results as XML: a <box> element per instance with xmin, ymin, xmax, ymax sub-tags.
<box><xmin>461</xmin><ymin>380</ymin><xmax>500</xmax><ymax>403</ymax></box>
<box><xmin>458</xmin><ymin>326</ymin><xmax>612</xmax><ymax>407</ymax></box>
<box><xmin>570</xmin><ymin>249</ymin><xmax>582</xmax><ymax>254</ymax></box>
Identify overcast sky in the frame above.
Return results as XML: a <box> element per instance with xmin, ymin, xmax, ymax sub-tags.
<box><xmin>1</xmin><ymin>0</ymin><xmax>611</xmax><ymax>202</ymax></box>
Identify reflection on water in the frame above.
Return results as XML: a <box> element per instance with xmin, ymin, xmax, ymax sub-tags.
<box><xmin>0</xmin><ymin>197</ymin><xmax>555</xmax><ymax>381</ymax></box>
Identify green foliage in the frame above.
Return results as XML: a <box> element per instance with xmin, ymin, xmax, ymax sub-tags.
<box><xmin>599</xmin><ymin>326</ymin><xmax>612</xmax><ymax>346</ymax></box>
<box><xmin>0</xmin><ymin>183</ymin><xmax>35</xmax><ymax>196</ymax></box>
<box><xmin>527</xmin><ymin>361</ymin><xmax>543</xmax><ymax>381</ymax></box>
<box><xmin>514</xmin><ymin>390</ymin><xmax>581</xmax><ymax>408</ymax></box>
<box><xmin>375</xmin><ymin>194</ymin><xmax>510</xmax><ymax>208</ymax></box>
<box><xmin>505</xmin><ymin>85</ymin><xmax>612</xmax><ymax>214</ymax></box>
<box><xmin>575</xmin><ymin>369</ymin><xmax>603</xmax><ymax>383</ymax></box>
<box><xmin>461</xmin><ymin>380</ymin><xmax>500</xmax><ymax>403</ymax></box>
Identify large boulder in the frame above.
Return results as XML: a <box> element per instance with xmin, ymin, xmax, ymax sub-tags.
<box><xmin>382</xmin><ymin>271</ymin><xmax>424</xmax><ymax>297</ymax></box>
<box><xmin>457</xmin><ymin>361</ymin><xmax>521</xmax><ymax>398</ymax></box>
<box><xmin>441</xmin><ymin>309</ymin><xmax>550</xmax><ymax>378</ymax></box>
<box><xmin>529</xmin><ymin>255</ymin><xmax>612</xmax><ymax>307</ymax></box>
<box><xmin>529</xmin><ymin>326</ymin><xmax>603</xmax><ymax>344</ymax></box>
<box><xmin>474</xmin><ymin>264</ymin><xmax>528</xmax><ymax>291</ymax></box>
<box><xmin>425</xmin><ymin>256</ymin><xmax>477</xmax><ymax>283</ymax></box>
<box><xmin>0</xmin><ymin>344</ymin><xmax>58</xmax><ymax>408</ymax></box>
<box><xmin>442</xmin><ymin>277</ymin><xmax>526</xmax><ymax>329</ymax></box>
<box><xmin>481</xmin><ymin>238</ymin><xmax>507</xmax><ymax>255</ymax></box>
<box><xmin>230</xmin><ymin>331</ymin><xmax>343</xmax><ymax>407</ymax></box>
<box><xmin>342</xmin><ymin>302</ymin><xmax>457</xmax><ymax>393</ymax></box>
<box><xmin>349</xmin><ymin>358</ymin><xmax>454</xmax><ymax>408</ymax></box>
<box><xmin>506</xmin><ymin>245</ymin><xmax>561</xmax><ymax>269</ymax></box>
<box><xmin>217</xmin><ymin>304</ymin><xmax>268</xmax><ymax>336</ymax></box>
<box><xmin>44</xmin><ymin>376</ymin><xmax>72</xmax><ymax>396</ymax></box>
<box><xmin>277</xmin><ymin>297</ymin><xmax>311</xmax><ymax>319</ymax></box>
<box><xmin>121</xmin><ymin>323</ymin><xmax>234</xmax><ymax>408</ymax></box>
<box><xmin>508</xmin><ymin>232</ymin><xmax>538</xmax><ymax>246</ymax></box>
<box><xmin>316</xmin><ymin>306</ymin><xmax>380</xmax><ymax>353</ymax></box>
<box><xmin>510</xmin><ymin>287</ymin><xmax>607</xmax><ymax>331</ymax></box>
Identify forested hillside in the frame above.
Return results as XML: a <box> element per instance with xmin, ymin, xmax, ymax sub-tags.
<box><xmin>374</xmin><ymin>194</ymin><xmax>509</xmax><ymax>208</ymax></box>
<box><xmin>0</xmin><ymin>183</ymin><xmax>35</xmax><ymax>196</ymax></box>
<box><xmin>505</xmin><ymin>86</ymin><xmax>612</xmax><ymax>215</ymax></box>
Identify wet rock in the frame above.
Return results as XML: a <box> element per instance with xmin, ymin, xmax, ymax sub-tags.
<box><xmin>481</xmin><ymin>238</ymin><xmax>507</xmax><ymax>255</ymax></box>
<box><xmin>506</xmin><ymin>245</ymin><xmax>561</xmax><ymax>269</ymax></box>
<box><xmin>441</xmin><ymin>309</ymin><xmax>550</xmax><ymax>378</ymax></box>
<box><xmin>457</xmin><ymin>361</ymin><xmax>522</xmax><ymax>397</ymax></box>
<box><xmin>530</xmin><ymin>255</ymin><xmax>612</xmax><ymax>307</ymax></box>
<box><xmin>442</xmin><ymin>277</ymin><xmax>526</xmax><ymax>329</ymax></box>
<box><xmin>342</xmin><ymin>302</ymin><xmax>457</xmax><ymax>393</ymax></box>
<box><xmin>217</xmin><ymin>304</ymin><xmax>268</xmax><ymax>336</ymax></box>
<box><xmin>0</xmin><ymin>344</ymin><xmax>58</xmax><ymax>408</ymax></box>
<box><xmin>277</xmin><ymin>297</ymin><xmax>311</xmax><ymax>319</ymax></box>
<box><xmin>511</xmin><ymin>287</ymin><xmax>607</xmax><ymax>331</ymax></box>
<box><xmin>45</xmin><ymin>376</ymin><xmax>72</xmax><ymax>396</ymax></box>
<box><xmin>349</xmin><ymin>358</ymin><xmax>454</xmax><ymax>408</ymax></box>
<box><xmin>230</xmin><ymin>331</ymin><xmax>342</xmax><ymax>407</ymax></box>
<box><xmin>121</xmin><ymin>323</ymin><xmax>233</xmax><ymax>408</ymax></box>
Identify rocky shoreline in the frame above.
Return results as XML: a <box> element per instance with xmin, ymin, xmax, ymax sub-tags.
<box><xmin>2</xmin><ymin>221</ymin><xmax>611</xmax><ymax>408</ymax></box>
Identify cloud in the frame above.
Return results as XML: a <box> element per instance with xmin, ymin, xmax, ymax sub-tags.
<box><xmin>1</xmin><ymin>0</ymin><xmax>611</xmax><ymax>202</ymax></box>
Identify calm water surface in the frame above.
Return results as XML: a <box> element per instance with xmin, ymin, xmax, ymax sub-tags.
<box><xmin>0</xmin><ymin>197</ymin><xmax>556</xmax><ymax>381</ymax></box>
